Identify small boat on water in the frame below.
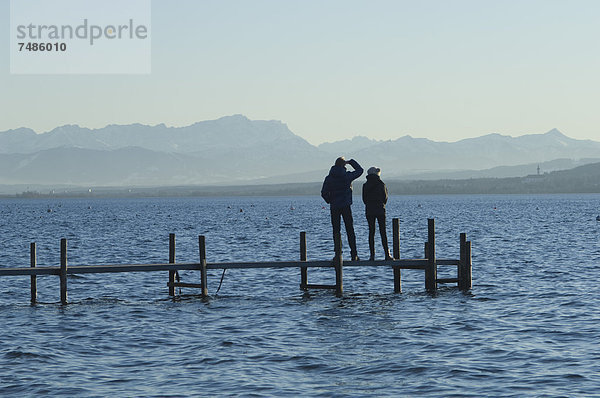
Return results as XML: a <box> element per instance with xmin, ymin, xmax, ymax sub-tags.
<box><xmin>596</xmin><ymin>215</ymin><xmax>600</xmax><ymax>222</ymax></box>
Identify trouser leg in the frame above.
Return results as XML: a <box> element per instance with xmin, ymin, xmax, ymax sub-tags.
<box><xmin>330</xmin><ymin>207</ymin><xmax>342</xmax><ymax>255</ymax></box>
<box><xmin>377</xmin><ymin>214</ymin><xmax>390</xmax><ymax>255</ymax></box>
<box><xmin>367</xmin><ymin>215</ymin><xmax>376</xmax><ymax>258</ymax></box>
<box><xmin>341</xmin><ymin>206</ymin><xmax>357</xmax><ymax>257</ymax></box>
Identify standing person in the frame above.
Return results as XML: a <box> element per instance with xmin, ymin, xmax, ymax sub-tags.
<box><xmin>321</xmin><ymin>157</ymin><xmax>363</xmax><ymax>261</ymax></box>
<box><xmin>362</xmin><ymin>166</ymin><xmax>392</xmax><ymax>261</ymax></box>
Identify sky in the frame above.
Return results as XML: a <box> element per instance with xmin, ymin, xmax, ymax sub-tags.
<box><xmin>1</xmin><ymin>0</ymin><xmax>599</xmax><ymax>145</ymax></box>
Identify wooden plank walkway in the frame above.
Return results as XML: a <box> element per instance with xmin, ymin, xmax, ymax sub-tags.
<box><xmin>0</xmin><ymin>258</ymin><xmax>463</xmax><ymax>276</ymax></box>
<box><xmin>0</xmin><ymin>218</ymin><xmax>472</xmax><ymax>304</ymax></box>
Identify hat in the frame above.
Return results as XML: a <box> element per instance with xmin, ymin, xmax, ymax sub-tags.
<box><xmin>367</xmin><ymin>167</ymin><xmax>381</xmax><ymax>176</ymax></box>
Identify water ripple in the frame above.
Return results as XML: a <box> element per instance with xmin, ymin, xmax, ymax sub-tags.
<box><xmin>1</xmin><ymin>195</ymin><xmax>600</xmax><ymax>396</ymax></box>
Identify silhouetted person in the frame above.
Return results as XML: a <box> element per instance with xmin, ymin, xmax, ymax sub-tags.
<box><xmin>362</xmin><ymin>166</ymin><xmax>392</xmax><ymax>261</ymax></box>
<box><xmin>321</xmin><ymin>157</ymin><xmax>363</xmax><ymax>261</ymax></box>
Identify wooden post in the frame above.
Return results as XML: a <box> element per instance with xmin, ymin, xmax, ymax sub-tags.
<box><xmin>424</xmin><ymin>241</ymin><xmax>430</xmax><ymax>258</ymax></box>
<box><xmin>300</xmin><ymin>232</ymin><xmax>307</xmax><ymax>290</ymax></box>
<box><xmin>425</xmin><ymin>219</ymin><xmax>437</xmax><ymax>291</ymax></box>
<box><xmin>458</xmin><ymin>233</ymin><xmax>467</xmax><ymax>290</ymax></box>
<box><xmin>465</xmin><ymin>241</ymin><xmax>472</xmax><ymax>290</ymax></box>
<box><xmin>392</xmin><ymin>218</ymin><xmax>400</xmax><ymax>258</ymax></box>
<box><xmin>60</xmin><ymin>238</ymin><xmax>67</xmax><ymax>304</ymax></box>
<box><xmin>168</xmin><ymin>233</ymin><xmax>175</xmax><ymax>296</ymax></box>
<box><xmin>334</xmin><ymin>233</ymin><xmax>343</xmax><ymax>297</ymax></box>
<box><xmin>30</xmin><ymin>242</ymin><xmax>37</xmax><ymax>304</ymax></box>
<box><xmin>392</xmin><ymin>218</ymin><xmax>401</xmax><ymax>293</ymax></box>
<box><xmin>199</xmin><ymin>236</ymin><xmax>208</xmax><ymax>297</ymax></box>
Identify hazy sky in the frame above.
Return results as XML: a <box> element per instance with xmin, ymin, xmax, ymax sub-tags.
<box><xmin>1</xmin><ymin>0</ymin><xmax>599</xmax><ymax>145</ymax></box>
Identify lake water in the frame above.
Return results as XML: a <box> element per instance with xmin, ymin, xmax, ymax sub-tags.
<box><xmin>1</xmin><ymin>194</ymin><xmax>599</xmax><ymax>396</ymax></box>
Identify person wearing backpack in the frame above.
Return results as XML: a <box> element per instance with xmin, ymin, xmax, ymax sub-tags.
<box><xmin>321</xmin><ymin>157</ymin><xmax>363</xmax><ymax>261</ymax></box>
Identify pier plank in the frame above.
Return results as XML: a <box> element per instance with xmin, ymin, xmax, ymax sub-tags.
<box><xmin>0</xmin><ymin>258</ymin><xmax>437</xmax><ymax>276</ymax></box>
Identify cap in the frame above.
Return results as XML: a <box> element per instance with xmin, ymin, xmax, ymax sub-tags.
<box><xmin>367</xmin><ymin>167</ymin><xmax>381</xmax><ymax>176</ymax></box>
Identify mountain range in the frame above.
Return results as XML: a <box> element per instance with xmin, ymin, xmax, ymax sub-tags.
<box><xmin>1</xmin><ymin>114</ymin><xmax>599</xmax><ymax>190</ymax></box>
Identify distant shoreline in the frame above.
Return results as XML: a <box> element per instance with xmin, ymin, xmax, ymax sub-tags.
<box><xmin>3</xmin><ymin>163</ymin><xmax>600</xmax><ymax>199</ymax></box>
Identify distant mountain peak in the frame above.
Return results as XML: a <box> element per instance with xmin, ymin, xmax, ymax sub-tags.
<box><xmin>545</xmin><ymin>128</ymin><xmax>565</xmax><ymax>137</ymax></box>
<box><xmin>317</xmin><ymin>135</ymin><xmax>382</xmax><ymax>155</ymax></box>
<box><xmin>0</xmin><ymin>127</ymin><xmax>36</xmax><ymax>136</ymax></box>
<box><xmin>397</xmin><ymin>134</ymin><xmax>418</xmax><ymax>140</ymax></box>
<box><xmin>50</xmin><ymin>124</ymin><xmax>82</xmax><ymax>132</ymax></box>
<box><xmin>478</xmin><ymin>132</ymin><xmax>508</xmax><ymax>139</ymax></box>
<box><xmin>321</xmin><ymin>135</ymin><xmax>382</xmax><ymax>146</ymax></box>
<box><xmin>220</xmin><ymin>114</ymin><xmax>250</xmax><ymax>121</ymax></box>
<box><xmin>350</xmin><ymin>135</ymin><xmax>378</xmax><ymax>143</ymax></box>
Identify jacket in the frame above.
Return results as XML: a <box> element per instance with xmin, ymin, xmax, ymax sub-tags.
<box><xmin>362</xmin><ymin>174</ymin><xmax>388</xmax><ymax>216</ymax></box>
<box><xmin>321</xmin><ymin>159</ymin><xmax>363</xmax><ymax>209</ymax></box>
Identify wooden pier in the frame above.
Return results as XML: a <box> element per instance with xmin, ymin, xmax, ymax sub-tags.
<box><xmin>0</xmin><ymin>218</ymin><xmax>471</xmax><ymax>304</ymax></box>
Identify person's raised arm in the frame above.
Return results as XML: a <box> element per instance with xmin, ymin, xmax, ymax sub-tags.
<box><xmin>346</xmin><ymin>159</ymin><xmax>363</xmax><ymax>181</ymax></box>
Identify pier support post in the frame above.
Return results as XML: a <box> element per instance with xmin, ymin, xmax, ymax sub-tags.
<box><xmin>425</xmin><ymin>219</ymin><xmax>437</xmax><ymax>291</ymax></box>
<box><xmin>199</xmin><ymin>236</ymin><xmax>208</xmax><ymax>298</ymax></box>
<box><xmin>60</xmin><ymin>238</ymin><xmax>67</xmax><ymax>304</ymax></box>
<box><xmin>465</xmin><ymin>241</ymin><xmax>472</xmax><ymax>290</ymax></box>
<box><xmin>30</xmin><ymin>242</ymin><xmax>37</xmax><ymax>304</ymax></box>
<box><xmin>168</xmin><ymin>233</ymin><xmax>175</xmax><ymax>296</ymax></box>
<box><xmin>459</xmin><ymin>233</ymin><xmax>466</xmax><ymax>290</ymax></box>
<box><xmin>334</xmin><ymin>233</ymin><xmax>343</xmax><ymax>297</ymax></box>
<box><xmin>392</xmin><ymin>218</ymin><xmax>401</xmax><ymax>293</ymax></box>
<box><xmin>300</xmin><ymin>232</ymin><xmax>307</xmax><ymax>290</ymax></box>
<box><xmin>459</xmin><ymin>233</ymin><xmax>473</xmax><ymax>290</ymax></box>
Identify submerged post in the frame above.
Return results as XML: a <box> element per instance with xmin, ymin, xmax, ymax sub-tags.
<box><xmin>60</xmin><ymin>238</ymin><xmax>67</xmax><ymax>304</ymax></box>
<box><xmin>300</xmin><ymin>232</ymin><xmax>307</xmax><ymax>290</ymax></box>
<box><xmin>199</xmin><ymin>236</ymin><xmax>208</xmax><ymax>297</ymax></box>
<box><xmin>459</xmin><ymin>233</ymin><xmax>467</xmax><ymax>290</ymax></box>
<box><xmin>465</xmin><ymin>241</ymin><xmax>472</xmax><ymax>290</ymax></box>
<box><xmin>392</xmin><ymin>218</ymin><xmax>401</xmax><ymax>293</ymax></box>
<box><xmin>334</xmin><ymin>233</ymin><xmax>343</xmax><ymax>297</ymax></box>
<box><xmin>30</xmin><ymin>242</ymin><xmax>37</xmax><ymax>304</ymax></box>
<box><xmin>169</xmin><ymin>233</ymin><xmax>175</xmax><ymax>296</ymax></box>
<box><xmin>425</xmin><ymin>219</ymin><xmax>437</xmax><ymax>291</ymax></box>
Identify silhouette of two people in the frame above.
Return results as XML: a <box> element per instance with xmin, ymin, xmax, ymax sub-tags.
<box><xmin>321</xmin><ymin>157</ymin><xmax>392</xmax><ymax>261</ymax></box>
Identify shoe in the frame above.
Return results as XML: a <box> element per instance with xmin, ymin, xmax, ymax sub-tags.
<box><xmin>385</xmin><ymin>252</ymin><xmax>393</xmax><ymax>261</ymax></box>
<box><xmin>369</xmin><ymin>255</ymin><xmax>375</xmax><ymax>262</ymax></box>
<box><xmin>351</xmin><ymin>255</ymin><xmax>360</xmax><ymax>261</ymax></box>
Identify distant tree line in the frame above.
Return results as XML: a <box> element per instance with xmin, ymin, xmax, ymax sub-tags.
<box><xmin>4</xmin><ymin>162</ymin><xmax>600</xmax><ymax>198</ymax></box>
<box><xmin>386</xmin><ymin>162</ymin><xmax>600</xmax><ymax>195</ymax></box>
